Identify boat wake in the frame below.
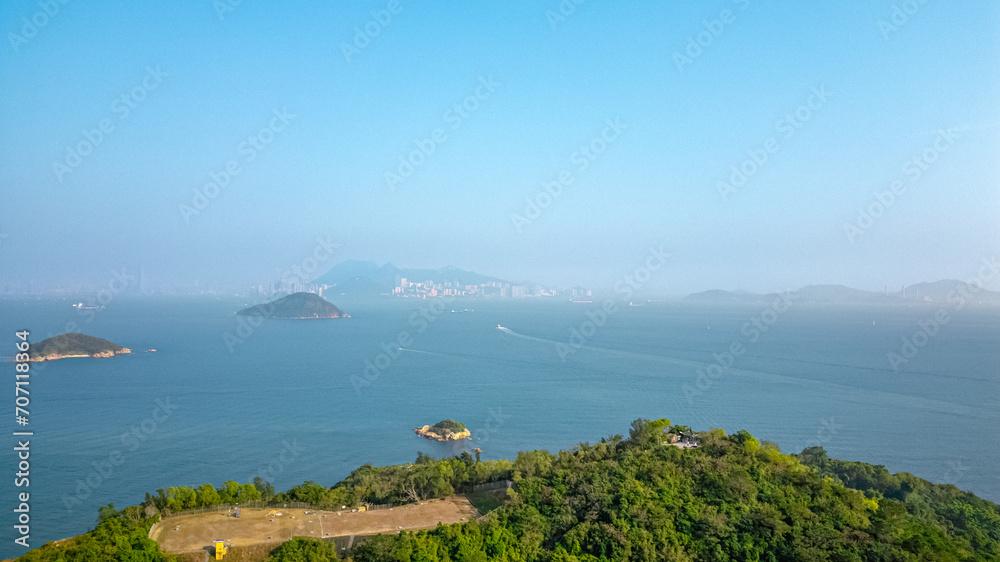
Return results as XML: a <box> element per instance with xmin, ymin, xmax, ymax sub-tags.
<box><xmin>496</xmin><ymin>324</ymin><xmax>555</xmax><ymax>345</ymax></box>
<box><xmin>397</xmin><ymin>347</ymin><xmax>456</xmax><ymax>358</ymax></box>
<box><xmin>494</xmin><ymin>325</ymin><xmax>985</xmax><ymax>418</ymax></box>
<box><xmin>497</xmin><ymin>324</ymin><xmax>701</xmax><ymax>366</ymax></box>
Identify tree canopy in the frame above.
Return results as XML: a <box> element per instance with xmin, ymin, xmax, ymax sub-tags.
<box><xmin>16</xmin><ymin>419</ymin><xmax>1000</xmax><ymax>561</ymax></box>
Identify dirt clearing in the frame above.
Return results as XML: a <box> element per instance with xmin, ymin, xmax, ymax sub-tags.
<box><xmin>153</xmin><ymin>497</ymin><xmax>478</xmax><ymax>555</ymax></box>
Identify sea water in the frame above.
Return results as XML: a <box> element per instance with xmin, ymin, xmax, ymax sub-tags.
<box><xmin>0</xmin><ymin>296</ymin><xmax>997</xmax><ymax>557</ymax></box>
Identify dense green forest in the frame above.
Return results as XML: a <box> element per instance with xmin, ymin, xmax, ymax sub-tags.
<box><xmin>16</xmin><ymin>505</ymin><xmax>168</xmax><ymax>561</ymax></box>
<box><xmin>16</xmin><ymin>419</ymin><xmax>1000</xmax><ymax>561</ymax></box>
<box><xmin>349</xmin><ymin>420</ymin><xmax>1000</xmax><ymax>561</ymax></box>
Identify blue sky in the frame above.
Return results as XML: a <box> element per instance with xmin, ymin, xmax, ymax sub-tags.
<box><xmin>1</xmin><ymin>1</ymin><xmax>998</xmax><ymax>294</ymax></box>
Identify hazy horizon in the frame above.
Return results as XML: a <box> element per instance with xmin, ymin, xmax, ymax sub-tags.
<box><xmin>2</xmin><ymin>5</ymin><xmax>1000</xmax><ymax>556</ymax></box>
<box><xmin>3</xmin><ymin>255</ymin><xmax>999</xmax><ymax>300</ymax></box>
<box><xmin>2</xmin><ymin>2</ymin><xmax>998</xmax><ymax>295</ymax></box>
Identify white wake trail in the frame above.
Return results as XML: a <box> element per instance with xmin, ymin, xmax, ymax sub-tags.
<box><xmin>495</xmin><ymin>325</ymin><xmax>984</xmax><ymax>417</ymax></box>
<box><xmin>398</xmin><ymin>347</ymin><xmax>454</xmax><ymax>358</ymax></box>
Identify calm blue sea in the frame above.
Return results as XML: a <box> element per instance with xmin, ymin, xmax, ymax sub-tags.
<box><xmin>0</xmin><ymin>296</ymin><xmax>997</xmax><ymax>558</ymax></box>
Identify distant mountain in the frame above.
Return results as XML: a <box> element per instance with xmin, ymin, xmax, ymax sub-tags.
<box><xmin>685</xmin><ymin>281</ymin><xmax>1000</xmax><ymax>305</ymax></box>
<box><xmin>407</xmin><ymin>265</ymin><xmax>504</xmax><ymax>286</ymax></box>
<box><xmin>897</xmin><ymin>280</ymin><xmax>1000</xmax><ymax>304</ymax></box>
<box><xmin>683</xmin><ymin>289</ymin><xmax>770</xmax><ymax>304</ymax></box>
<box><xmin>794</xmin><ymin>284</ymin><xmax>895</xmax><ymax>303</ymax></box>
<box><xmin>314</xmin><ymin>261</ymin><xmax>504</xmax><ymax>295</ymax></box>
<box><xmin>312</xmin><ymin>260</ymin><xmax>381</xmax><ymax>287</ymax></box>
<box><xmin>237</xmin><ymin>292</ymin><xmax>349</xmax><ymax>318</ymax></box>
<box><xmin>30</xmin><ymin>333</ymin><xmax>131</xmax><ymax>362</ymax></box>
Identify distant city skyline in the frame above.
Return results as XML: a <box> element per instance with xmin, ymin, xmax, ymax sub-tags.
<box><xmin>3</xmin><ymin>256</ymin><xmax>998</xmax><ymax>300</ymax></box>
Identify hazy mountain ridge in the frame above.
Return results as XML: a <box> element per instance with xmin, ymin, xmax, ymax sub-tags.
<box><xmin>685</xmin><ymin>281</ymin><xmax>1000</xmax><ymax>305</ymax></box>
<box><xmin>314</xmin><ymin>260</ymin><xmax>505</xmax><ymax>295</ymax></box>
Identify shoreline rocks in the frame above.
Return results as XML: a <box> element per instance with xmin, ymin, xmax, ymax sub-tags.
<box><xmin>415</xmin><ymin>421</ymin><xmax>471</xmax><ymax>442</ymax></box>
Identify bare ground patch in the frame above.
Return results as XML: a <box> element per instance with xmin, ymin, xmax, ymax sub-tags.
<box><xmin>155</xmin><ymin>497</ymin><xmax>476</xmax><ymax>555</ymax></box>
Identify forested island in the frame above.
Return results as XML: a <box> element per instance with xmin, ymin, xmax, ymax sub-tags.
<box><xmin>28</xmin><ymin>333</ymin><xmax>131</xmax><ymax>362</ymax></box>
<box><xmin>236</xmin><ymin>292</ymin><xmax>350</xmax><ymax>319</ymax></box>
<box><xmin>414</xmin><ymin>419</ymin><xmax>472</xmax><ymax>442</ymax></box>
<box><xmin>16</xmin><ymin>419</ymin><xmax>1000</xmax><ymax>561</ymax></box>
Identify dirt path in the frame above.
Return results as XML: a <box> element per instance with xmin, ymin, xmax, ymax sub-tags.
<box><xmin>155</xmin><ymin>497</ymin><xmax>477</xmax><ymax>555</ymax></box>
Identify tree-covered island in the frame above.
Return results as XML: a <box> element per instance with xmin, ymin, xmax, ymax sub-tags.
<box><xmin>28</xmin><ymin>333</ymin><xmax>131</xmax><ymax>362</ymax></box>
<box><xmin>414</xmin><ymin>419</ymin><xmax>472</xmax><ymax>442</ymax></box>
<box><xmin>236</xmin><ymin>292</ymin><xmax>350</xmax><ymax>319</ymax></box>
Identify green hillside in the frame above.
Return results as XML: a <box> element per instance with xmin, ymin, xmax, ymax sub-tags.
<box><xmin>16</xmin><ymin>419</ymin><xmax>1000</xmax><ymax>561</ymax></box>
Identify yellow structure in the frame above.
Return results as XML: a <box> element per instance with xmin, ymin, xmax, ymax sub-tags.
<box><xmin>358</xmin><ymin>505</ymin><xmax>367</xmax><ymax>512</ymax></box>
<box><xmin>267</xmin><ymin>509</ymin><xmax>277</xmax><ymax>517</ymax></box>
<box><xmin>214</xmin><ymin>540</ymin><xmax>227</xmax><ymax>559</ymax></box>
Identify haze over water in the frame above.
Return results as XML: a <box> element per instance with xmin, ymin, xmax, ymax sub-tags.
<box><xmin>1</xmin><ymin>2</ymin><xmax>999</xmax><ymax>558</ymax></box>
<box><xmin>1</xmin><ymin>3</ymin><xmax>998</xmax><ymax>294</ymax></box>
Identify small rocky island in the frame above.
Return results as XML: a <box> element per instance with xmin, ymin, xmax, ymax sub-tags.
<box><xmin>29</xmin><ymin>333</ymin><xmax>132</xmax><ymax>362</ymax></box>
<box><xmin>236</xmin><ymin>292</ymin><xmax>350</xmax><ymax>319</ymax></box>
<box><xmin>414</xmin><ymin>419</ymin><xmax>472</xmax><ymax>442</ymax></box>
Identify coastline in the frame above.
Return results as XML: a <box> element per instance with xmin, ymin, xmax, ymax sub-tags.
<box><xmin>414</xmin><ymin>424</ymin><xmax>472</xmax><ymax>442</ymax></box>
